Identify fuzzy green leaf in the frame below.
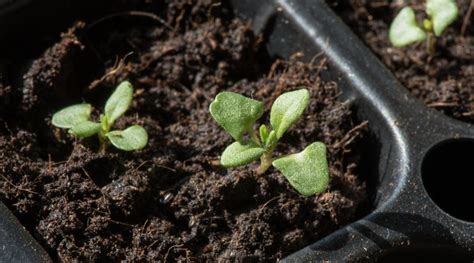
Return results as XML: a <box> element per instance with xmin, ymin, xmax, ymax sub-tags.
<box><xmin>105</xmin><ymin>81</ymin><xmax>133</xmax><ymax>126</ymax></box>
<box><xmin>210</xmin><ymin>92</ymin><xmax>264</xmax><ymax>142</ymax></box>
<box><xmin>426</xmin><ymin>0</ymin><xmax>458</xmax><ymax>36</ymax></box>
<box><xmin>272</xmin><ymin>142</ymin><xmax>329</xmax><ymax>196</ymax></box>
<box><xmin>106</xmin><ymin>125</ymin><xmax>148</xmax><ymax>151</ymax></box>
<box><xmin>100</xmin><ymin>114</ymin><xmax>109</xmax><ymax>132</ymax></box>
<box><xmin>265</xmin><ymin>130</ymin><xmax>277</xmax><ymax>149</ymax></box>
<box><xmin>270</xmin><ymin>89</ymin><xmax>309</xmax><ymax>139</ymax></box>
<box><xmin>389</xmin><ymin>7</ymin><xmax>427</xmax><ymax>47</ymax></box>
<box><xmin>52</xmin><ymin>104</ymin><xmax>92</xmax><ymax>128</ymax></box>
<box><xmin>259</xmin><ymin>125</ymin><xmax>269</xmax><ymax>145</ymax></box>
<box><xmin>221</xmin><ymin>141</ymin><xmax>265</xmax><ymax>168</ymax></box>
<box><xmin>70</xmin><ymin>121</ymin><xmax>102</xmax><ymax>138</ymax></box>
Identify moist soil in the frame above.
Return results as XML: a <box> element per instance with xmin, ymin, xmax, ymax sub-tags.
<box><xmin>329</xmin><ymin>0</ymin><xmax>473</xmax><ymax>123</ymax></box>
<box><xmin>0</xmin><ymin>1</ymin><xmax>370</xmax><ymax>261</ymax></box>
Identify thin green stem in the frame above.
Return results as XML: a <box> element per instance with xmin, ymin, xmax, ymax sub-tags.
<box><xmin>98</xmin><ymin>120</ymin><xmax>111</xmax><ymax>154</ymax></box>
<box><xmin>256</xmin><ymin>151</ymin><xmax>273</xmax><ymax>175</ymax></box>
<box><xmin>98</xmin><ymin>131</ymin><xmax>108</xmax><ymax>154</ymax></box>
<box><xmin>426</xmin><ymin>32</ymin><xmax>436</xmax><ymax>55</ymax></box>
<box><xmin>248</xmin><ymin>128</ymin><xmax>261</xmax><ymax>146</ymax></box>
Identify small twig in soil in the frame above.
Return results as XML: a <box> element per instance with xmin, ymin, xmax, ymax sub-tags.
<box><xmin>86</xmin><ymin>11</ymin><xmax>175</xmax><ymax>33</ymax></box>
<box><xmin>315</xmin><ymin>57</ymin><xmax>328</xmax><ymax>78</ymax></box>
<box><xmin>81</xmin><ymin>167</ymin><xmax>97</xmax><ymax>186</ymax></box>
<box><xmin>427</xmin><ymin>102</ymin><xmax>458</xmax><ymax>108</ymax></box>
<box><xmin>462</xmin><ymin>110</ymin><xmax>474</xmax><ymax>117</ymax></box>
<box><xmin>146</xmin><ymin>240</ymin><xmax>160</xmax><ymax>250</ymax></box>
<box><xmin>461</xmin><ymin>0</ymin><xmax>474</xmax><ymax>36</ymax></box>
<box><xmin>89</xmin><ymin>52</ymin><xmax>134</xmax><ymax>90</ymax></box>
<box><xmin>141</xmin><ymin>219</ymin><xmax>149</xmax><ymax>234</ymax></box>
<box><xmin>331</xmin><ymin>121</ymin><xmax>369</xmax><ymax>149</ymax></box>
<box><xmin>260</xmin><ymin>195</ymin><xmax>282</xmax><ymax>209</ymax></box>
<box><xmin>370</xmin><ymin>1</ymin><xmax>389</xmax><ymax>8</ymax></box>
<box><xmin>0</xmin><ymin>175</ymin><xmax>38</xmax><ymax>195</ymax></box>
<box><xmin>134</xmin><ymin>160</ymin><xmax>177</xmax><ymax>173</ymax></box>
<box><xmin>164</xmin><ymin>244</ymin><xmax>186</xmax><ymax>263</ymax></box>
<box><xmin>309</xmin><ymin>50</ymin><xmax>325</xmax><ymax>66</ymax></box>
<box><xmin>155</xmin><ymin>164</ymin><xmax>177</xmax><ymax>172</ymax></box>
<box><xmin>107</xmin><ymin>218</ymin><xmax>136</xmax><ymax>228</ymax></box>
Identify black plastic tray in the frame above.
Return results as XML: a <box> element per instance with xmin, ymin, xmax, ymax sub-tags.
<box><xmin>1</xmin><ymin>0</ymin><xmax>473</xmax><ymax>262</ymax></box>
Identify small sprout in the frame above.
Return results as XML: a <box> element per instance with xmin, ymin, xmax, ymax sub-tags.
<box><xmin>52</xmin><ymin>81</ymin><xmax>148</xmax><ymax>152</ymax></box>
<box><xmin>389</xmin><ymin>0</ymin><xmax>458</xmax><ymax>53</ymax></box>
<box><xmin>210</xmin><ymin>88</ymin><xmax>329</xmax><ymax>196</ymax></box>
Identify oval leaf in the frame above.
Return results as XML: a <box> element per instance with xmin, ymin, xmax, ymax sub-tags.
<box><xmin>106</xmin><ymin>125</ymin><xmax>148</xmax><ymax>151</ymax></box>
<box><xmin>426</xmin><ymin>0</ymin><xmax>458</xmax><ymax>36</ymax></box>
<box><xmin>272</xmin><ymin>142</ymin><xmax>329</xmax><ymax>196</ymax></box>
<box><xmin>221</xmin><ymin>141</ymin><xmax>265</xmax><ymax>168</ymax></box>
<box><xmin>389</xmin><ymin>7</ymin><xmax>427</xmax><ymax>47</ymax></box>
<box><xmin>270</xmin><ymin>89</ymin><xmax>309</xmax><ymax>140</ymax></box>
<box><xmin>265</xmin><ymin>130</ymin><xmax>277</xmax><ymax>149</ymax></box>
<box><xmin>105</xmin><ymin>81</ymin><xmax>133</xmax><ymax>126</ymax></box>
<box><xmin>209</xmin><ymin>92</ymin><xmax>264</xmax><ymax>142</ymax></box>
<box><xmin>259</xmin><ymin>124</ymin><xmax>269</xmax><ymax>145</ymax></box>
<box><xmin>52</xmin><ymin>104</ymin><xmax>92</xmax><ymax>128</ymax></box>
<box><xmin>70</xmin><ymin>121</ymin><xmax>102</xmax><ymax>138</ymax></box>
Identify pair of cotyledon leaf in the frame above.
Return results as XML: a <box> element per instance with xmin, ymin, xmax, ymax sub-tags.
<box><xmin>209</xmin><ymin>89</ymin><xmax>329</xmax><ymax>196</ymax></box>
<box><xmin>52</xmin><ymin>81</ymin><xmax>148</xmax><ymax>151</ymax></box>
<box><xmin>389</xmin><ymin>0</ymin><xmax>458</xmax><ymax>47</ymax></box>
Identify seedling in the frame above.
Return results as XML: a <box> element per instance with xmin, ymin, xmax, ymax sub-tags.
<box><xmin>52</xmin><ymin>81</ymin><xmax>148</xmax><ymax>152</ymax></box>
<box><xmin>209</xmin><ymin>89</ymin><xmax>329</xmax><ymax>196</ymax></box>
<box><xmin>389</xmin><ymin>0</ymin><xmax>459</xmax><ymax>53</ymax></box>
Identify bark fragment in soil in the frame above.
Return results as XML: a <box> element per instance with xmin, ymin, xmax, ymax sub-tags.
<box><xmin>0</xmin><ymin>1</ymin><xmax>371</xmax><ymax>261</ymax></box>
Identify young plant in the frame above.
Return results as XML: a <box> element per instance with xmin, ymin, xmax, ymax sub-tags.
<box><xmin>209</xmin><ymin>89</ymin><xmax>329</xmax><ymax>196</ymax></box>
<box><xmin>52</xmin><ymin>81</ymin><xmax>148</xmax><ymax>152</ymax></box>
<box><xmin>389</xmin><ymin>0</ymin><xmax>459</xmax><ymax>53</ymax></box>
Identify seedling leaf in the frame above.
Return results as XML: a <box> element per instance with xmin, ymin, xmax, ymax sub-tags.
<box><xmin>105</xmin><ymin>81</ymin><xmax>133</xmax><ymax>126</ymax></box>
<box><xmin>221</xmin><ymin>141</ymin><xmax>265</xmax><ymax>168</ymax></box>
<box><xmin>426</xmin><ymin>0</ymin><xmax>458</xmax><ymax>36</ymax></box>
<box><xmin>389</xmin><ymin>7</ymin><xmax>427</xmax><ymax>47</ymax></box>
<box><xmin>209</xmin><ymin>92</ymin><xmax>264</xmax><ymax>142</ymax></box>
<box><xmin>265</xmin><ymin>130</ymin><xmax>277</xmax><ymax>149</ymax></box>
<box><xmin>52</xmin><ymin>104</ymin><xmax>92</xmax><ymax>128</ymax></box>
<box><xmin>259</xmin><ymin>125</ymin><xmax>269</xmax><ymax>145</ymax></box>
<box><xmin>106</xmin><ymin>125</ymin><xmax>148</xmax><ymax>151</ymax></box>
<box><xmin>70</xmin><ymin>121</ymin><xmax>102</xmax><ymax>138</ymax></box>
<box><xmin>272</xmin><ymin>142</ymin><xmax>329</xmax><ymax>196</ymax></box>
<box><xmin>270</xmin><ymin>89</ymin><xmax>309</xmax><ymax>139</ymax></box>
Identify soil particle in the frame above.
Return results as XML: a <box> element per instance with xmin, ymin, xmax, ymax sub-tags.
<box><xmin>329</xmin><ymin>0</ymin><xmax>473</xmax><ymax>123</ymax></box>
<box><xmin>0</xmin><ymin>1</ymin><xmax>370</xmax><ymax>261</ymax></box>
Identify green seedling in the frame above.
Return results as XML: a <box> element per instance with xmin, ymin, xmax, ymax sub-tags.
<box><xmin>389</xmin><ymin>0</ymin><xmax>459</xmax><ymax>53</ymax></box>
<box><xmin>209</xmin><ymin>89</ymin><xmax>329</xmax><ymax>196</ymax></box>
<box><xmin>52</xmin><ymin>81</ymin><xmax>148</xmax><ymax>152</ymax></box>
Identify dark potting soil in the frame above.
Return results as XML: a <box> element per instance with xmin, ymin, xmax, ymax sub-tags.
<box><xmin>329</xmin><ymin>0</ymin><xmax>473</xmax><ymax>123</ymax></box>
<box><xmin>0</xmin><ymin>1</ymin><xmax>370</xmax><ymax>261</ymax></box>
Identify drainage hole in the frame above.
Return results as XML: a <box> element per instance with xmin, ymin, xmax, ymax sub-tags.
<box><xmin>421</xmin><ymin>139</ymin><xmax>474</xmax><ymax>222</ymax></box>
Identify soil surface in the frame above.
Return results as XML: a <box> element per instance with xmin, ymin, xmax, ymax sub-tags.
<box><xmin>0</xmin><ymin>0</ymin><xmax>370</xmax><ymax>261</ymax></box>
<box><xmin>329</xmin><ymin>0</ymin><xmax>473</xmax><ymax>123</ymax></box>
